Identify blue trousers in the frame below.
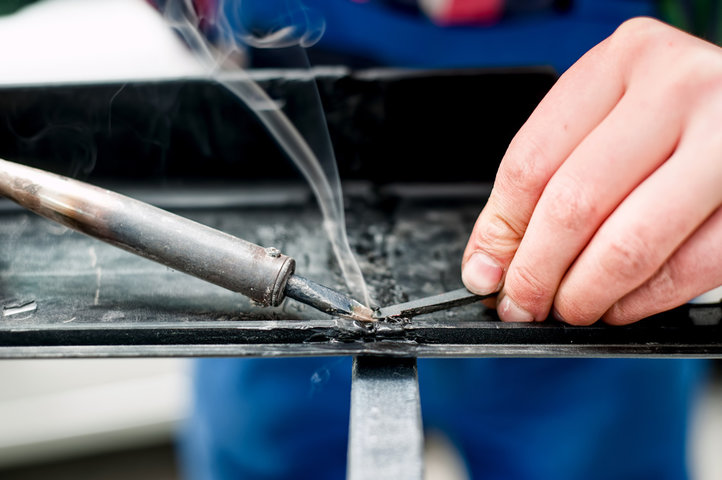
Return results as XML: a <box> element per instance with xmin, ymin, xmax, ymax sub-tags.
<box><xmin>181</xmin><ymin>357</ymin><xmax>705</xmax><ymax>480</ymax></box>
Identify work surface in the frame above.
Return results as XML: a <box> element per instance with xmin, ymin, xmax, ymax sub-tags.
<box><xmin>1</xmin><ymin>183</ymin><xmax>721</xmax><ymax>358</ymax></box>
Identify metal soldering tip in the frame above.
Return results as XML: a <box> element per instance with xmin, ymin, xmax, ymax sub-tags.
<box><xmin>348</xmin><ymin>299</ymin><xmax>375</xmax><ymax>323</ymax></box>
<box><xmin>284</xmin><ymin>275</ymin><xmax>376</xmax><ymax>322</ymax></box>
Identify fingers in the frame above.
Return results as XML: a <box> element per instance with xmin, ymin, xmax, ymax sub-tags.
<box><xmin>604</xmin><ymin>205</ymin><xmax>722</xmax><ymax>325</ymax></box>
<box><xmin>462</xmin><ymin>35</ymin><xmax>626</xmax><ymax>294</ymax></box>
<box><xmin>496</xmin><ymin>83</ymin><xmax>684</xmax><ymax>321</ymax></box>
<box><xmin>554</xmin><ymin>102</ymin><xmax>722</xmax><ymax>325</ymax></box>
<box><xmin>463</xmin><ymin>18</ymin><xmax>722</xmax><ymax>325</ymax></box>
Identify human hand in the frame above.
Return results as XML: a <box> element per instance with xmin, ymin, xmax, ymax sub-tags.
<box><xmin>461</xmin><ymin>18</ymin><xmax>722</xmax><ymax>325</ymax></box>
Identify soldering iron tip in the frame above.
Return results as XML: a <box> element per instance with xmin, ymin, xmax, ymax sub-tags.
<box><xmin>348</xmin><ymin>301</ymin><xmax>375</xmax><ymax>323</ymax></box>
<box><xmin>284</xmin><ymin>275</ymin><xmax>376</xmax><ymax>322</ymax></box>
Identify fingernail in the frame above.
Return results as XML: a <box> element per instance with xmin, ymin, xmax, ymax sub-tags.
<box><xmin>462</xmin><ymin>252</ymin><xmax>503</xmax><ymax>295</ymax></box>
<box><xmin>498</xmin><ymin>295</ymin><xmax>534</xmax><ymax>323</ymax></box>
<box><xmin>552</xmin><ymin>307</ymin><xmax>565</xmax><ymax>323</ymax></box>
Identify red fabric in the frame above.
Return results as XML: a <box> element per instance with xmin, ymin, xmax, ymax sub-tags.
<box><xmin>193</xmin><ymin>0</ymin><xmax>217</xmax><ymax>27</ymax></box>
<box><xmin>433</xmin><ymin>0</ymin><xmax>504</xmax><ymax>25</ymax></box>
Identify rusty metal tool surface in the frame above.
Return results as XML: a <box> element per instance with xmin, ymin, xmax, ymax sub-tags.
<box><xmin>0</xmin><ymin>159</ymin><xmax>373</xmax><ymax>322</ymax></box>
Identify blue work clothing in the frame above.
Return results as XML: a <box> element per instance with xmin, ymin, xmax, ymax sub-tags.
<box><xmin>183</xmin><ymin>357</ymin><xmax>704</xmax><ymax>479</ymax></box>
<box><xmin>226</xmin><ymin>0</ymin><xmax>656</xmax><ymax>72</ymax></box>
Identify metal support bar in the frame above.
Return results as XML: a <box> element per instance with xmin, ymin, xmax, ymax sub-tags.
<box><xmin>348</xmin><ymin>356</ymin><xmax>423</xmax><ymax>480</ymax></box>
<box><xmin>3</xmin><ymin>311</ymin><xmax>722</xmax><ymax>358</ymax></box>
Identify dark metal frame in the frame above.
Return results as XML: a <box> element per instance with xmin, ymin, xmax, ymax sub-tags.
<box><xmin>1</xmin><ymin>309</ymin><xmax>722</xmax><ymax>358</ymax></box>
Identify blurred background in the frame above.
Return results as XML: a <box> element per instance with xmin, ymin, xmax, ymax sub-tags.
<box><xmin>0</xmin><ymin>358</ymin><xmax>720</xmax><ymax>479</ymax></box>
<box><xmin>0</xmin><ymin>1</ymin><xmax>720</xmax><ymax>479</ymax></box>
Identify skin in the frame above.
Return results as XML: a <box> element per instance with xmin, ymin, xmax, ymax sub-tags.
<box><xmin>461</xmin><ymin>17</ymin><xmax>722</xmax><ymax>326</ymax></box>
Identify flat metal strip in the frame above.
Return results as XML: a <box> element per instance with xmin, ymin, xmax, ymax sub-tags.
<box><xmin>348</xmin><ymin>357</ymin><xmax>423</xmax><ymax>480</ymax></box>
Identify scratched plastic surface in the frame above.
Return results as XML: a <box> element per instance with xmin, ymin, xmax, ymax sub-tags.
<box><xmin>0</xmin><ymin>69</ymin><xmax>551</xmax><ymax>357</ymax></box>
<box><xmin>0</xmin><ymin>184</ymin><xmax>490</xmax><ymax>328</ymax></box>
<box><xmin>2</xmin><ymin>184</ymin><xmax>721</xmax><ymax>359</ymax></box>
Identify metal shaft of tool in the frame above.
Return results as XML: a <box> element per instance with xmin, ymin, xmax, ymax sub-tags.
<box><xmin>285</xmin><ymin>275</ymin><xmax>373</xmax><ymax>321</ymax></box>
<box><xmin>0</xmin><ymin>159</ymin><xmax>295</xmax><ymax>307</ymax></box>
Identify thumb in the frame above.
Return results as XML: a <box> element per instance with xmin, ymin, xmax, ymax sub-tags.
<box><xmin>462</xmin><ymin>192</ymin><xmax>529</xmax><ymax>294</ymax></box>
<box><xmin>460</xmin><ymin>30</ymin><xmax>629</xmax><ymax>295</ymax></box>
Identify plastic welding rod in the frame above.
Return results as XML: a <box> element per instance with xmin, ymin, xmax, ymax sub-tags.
<box><xmin>374</xmin><ymin>288</ymin><xmax>494</xmax><ymax>320</ymax></box>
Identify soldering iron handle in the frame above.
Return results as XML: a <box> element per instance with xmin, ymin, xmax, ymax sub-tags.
<box><xmin>0</xmin><ymin>159</ymin><xmax>295</xmax><ymax>307</ymax></box>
